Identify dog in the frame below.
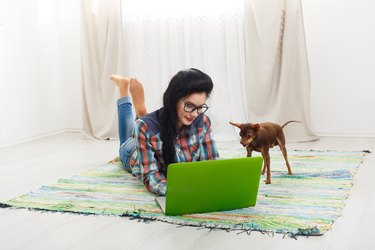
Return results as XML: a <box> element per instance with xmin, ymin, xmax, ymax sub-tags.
<box><xmin>229</xmin><ymin>121</ymin><xmax>300</xmax><ymax>184</ymax></box>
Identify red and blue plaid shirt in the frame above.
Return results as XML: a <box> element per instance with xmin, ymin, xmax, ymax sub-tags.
<box><xmin>128</xmin><ymin>109</ymin><xmax>219</xmax><ymax>196</ymax></box>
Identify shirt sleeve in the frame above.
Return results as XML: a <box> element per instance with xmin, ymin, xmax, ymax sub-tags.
<box><xmin>134</xmin><ymin>119</ymin><xmax>167</xmax><ymax>196</ymax></box>
<box><xmin>199</xmin><ymin>115</ymin><xmax>220</xmax><ymax>161</ymax></box>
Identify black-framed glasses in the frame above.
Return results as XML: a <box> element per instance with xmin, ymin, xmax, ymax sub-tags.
<box><xmin>183</xmin><ymin>102</ymin><xmax>209</xmax><ymax>114</ymax></box>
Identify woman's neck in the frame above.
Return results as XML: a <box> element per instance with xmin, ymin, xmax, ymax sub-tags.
<box><xmin>177</xmin><ymin>121</ymin><xmax>183</xmax><ymax>129</ymax></box>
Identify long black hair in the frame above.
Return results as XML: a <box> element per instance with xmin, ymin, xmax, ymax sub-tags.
<box><xmin>160</xmin><ymin>68</ymin><xmax>214</xmax><ymax>175</ymax></box>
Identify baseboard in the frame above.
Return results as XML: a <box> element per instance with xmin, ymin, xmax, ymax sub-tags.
<box><xmin>64</xmin><ymin>128</ymin><xmax>84</xmax><ymax>134</ymax></box>
<box><xmin>314</xmin><ymin>131</ymin><xmax>375</xmax><ymax>138</ymax></box>
<box><xmin>0</xmin><ymin>129</ymin><xmax>84</xmax><ymax>149</ymax></box>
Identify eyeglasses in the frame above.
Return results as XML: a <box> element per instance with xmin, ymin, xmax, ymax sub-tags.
<box><xmin>183</xmin><ymin>102</ymin><xmax>209</xmax><ymax>114</ymax></box>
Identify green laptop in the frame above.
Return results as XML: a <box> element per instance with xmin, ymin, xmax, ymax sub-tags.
<box><xmin>155</xmin><ymin>156</ymin><xmax>263</xmax><ymax>216</ymax></box>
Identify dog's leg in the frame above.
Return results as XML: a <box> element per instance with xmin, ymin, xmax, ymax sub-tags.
<box><xmin>278</xmin><ymin>139</ymin><xmax>293</xmax><ymax>175</ymax></box>
<box><xmin>261</xmin><ymin>164</ymin><xmax>266</xmax><ymax>175</ymax></box>
<box><xmin>261</xmin><ymin>157</ymin><xmax>266</xmax><ymax>175</ymax></box>
<box><xmin>261</xmin><ymin>150</ymin><xmax>271</xmax><ymax>184</ymax></box>
<box><xmin>246</xmin><ymin>146</ymin><xmax>253</xmax><ymax>157</ymax></box>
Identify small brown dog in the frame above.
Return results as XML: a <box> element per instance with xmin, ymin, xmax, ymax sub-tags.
<box><xmin>229</xmin><ymin>121</ymin><xmax>300</xmax><ymax>184</ymax></box>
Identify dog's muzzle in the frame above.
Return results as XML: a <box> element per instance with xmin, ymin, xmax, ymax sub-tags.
<box><xmin>242</xmin><ymin>138</ymin><xmax>253</xmax><ymax>147</ymax></box>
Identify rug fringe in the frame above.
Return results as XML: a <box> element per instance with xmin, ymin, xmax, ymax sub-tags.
<box><xmin>121</xmin><ymin>210</ymin><xmax>286</xmax><ymax>238</ymax></box>
<box><xmin>120</xmin><ymin>209</ymin><xmax>326</xmax><ymax>239</ymax></box>
<box><xmin>283</xmin><ymin>227</ymin><xmax>322</xmax><ymax>240</ymax></box>
<box><xmin>121</xmin><ymin>209</ymin><xmax>158</xmax><ymax>223</ymax></box>
<box><xmin>2</xmin><ymin>203</ymin><xmax>322</xmax><ymax>239</ymax></box>
<box><xmin>0</xmin><ymin>202</ymin><xmax>11</xmax><ymax>208</ymax></box>
<box><xmin>0</xmin><ymin>203</ymin><xmax>104</xmax><ymax>217</ymax></box>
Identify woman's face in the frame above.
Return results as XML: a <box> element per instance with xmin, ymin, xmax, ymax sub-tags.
<box><xmin>176</xmin><ymin>92</ymin><xmax>208</xmax><ymax>128</ymax></box>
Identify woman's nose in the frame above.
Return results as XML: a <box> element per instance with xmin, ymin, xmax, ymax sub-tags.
<box><xmin>191</xmin><ymin>109</ymin><xmax>199</xmax><ymax>117</ymax></box>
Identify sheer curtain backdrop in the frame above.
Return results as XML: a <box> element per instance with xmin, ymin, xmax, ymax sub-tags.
<box><xmin>81</xmin><ymin>0</ymin><xmax>125</xmax><ymax>139</ymax></box>
<box><xmin>120</xmin><ymin>0</ymin><xmax>248</xmax><ymax>141</ymax></box>
<box><xmin>244</xmin><ymin>0</ymin><xmax>317</xmax><ymax>142</ymax></box>
<box><xmin>82</xmin><ymin>0</ymin><xmax>248</xmax><ymax>141</ymax></box>
<box><xmin>81</xmin><ymin>0</ymin><xmax>316</xmax><ymax>142</ymax></box>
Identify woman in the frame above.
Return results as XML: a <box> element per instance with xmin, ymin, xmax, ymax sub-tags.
<box><xmin>111</xmin><ymin>68</ymin><xmax>219</xmax><ymax>196</ymax></box>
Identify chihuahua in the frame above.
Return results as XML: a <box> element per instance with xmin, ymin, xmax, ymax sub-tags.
<box><xmin>229</xmin><ymin>121</ymin><xmax>300</xmax><ymax>184</ymax></box>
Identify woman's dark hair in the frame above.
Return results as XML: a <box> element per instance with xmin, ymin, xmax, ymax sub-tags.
<box><xmin>160</xmin><ymin>68</ymin><xmax>213</xmax><ymax>175</ymax></box>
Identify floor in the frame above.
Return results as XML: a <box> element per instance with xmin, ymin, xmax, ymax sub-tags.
<box><xmin>0</xmin><ymin>132</ymin><xmax>374</xmax><ymax>250</ymax></box>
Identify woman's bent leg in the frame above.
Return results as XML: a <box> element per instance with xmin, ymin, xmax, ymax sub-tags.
<box><xmin>119</xmin><ymin>137</ymin><xmax>135</xmax><ymax>172</ymax></box>
<box><xmin>111</xmin><ymin>75</ymin><xmax>134</xmax><ymax>145</ymax></box>
<box><xmin>117</xmin><ymin>96</ymin><xmax>135</xmax><ymax>145</ymax></box>
<box><xmin>130</xmin><ymin>78</ymin><xmax>147</xmax><ymax>118</ymax></box>
<box><xmin>111</xmin><ymin>75</ymin><xmax>143</xmax><ymax>172</ymax></box>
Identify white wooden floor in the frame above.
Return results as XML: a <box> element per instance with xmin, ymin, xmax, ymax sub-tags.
<box><xmin>0</xmin><ymin>132</ymin><xmax>374</xmax><ymax>250</ymax></box>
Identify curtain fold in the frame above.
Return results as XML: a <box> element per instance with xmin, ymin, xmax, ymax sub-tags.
<box><xmin>244</xmin><ymin>0</ymin><xmax>317</xmax><ymax>142</ymax></box>
<box><xmin>81</xmin><ymin>0</ymin><xmax>125</xmax><ymax>139</ymax></box>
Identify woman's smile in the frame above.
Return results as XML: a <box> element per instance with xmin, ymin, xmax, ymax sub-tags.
<box><xmin>184</xmin><ymin>116</ymin><xmax>195</xmax><ymax>123</ymax></box>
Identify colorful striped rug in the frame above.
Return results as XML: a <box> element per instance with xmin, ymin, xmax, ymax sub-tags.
<box><xmin>0</xmin><ymin>143</ymin><xmax>367</xmax><ymax>237</ymax></box>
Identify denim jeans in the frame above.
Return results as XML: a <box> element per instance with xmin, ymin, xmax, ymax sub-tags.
<box><xmin>117</xmin><ymin>96</ymin><xmax>136</xmax><ymax>172</ymax></box>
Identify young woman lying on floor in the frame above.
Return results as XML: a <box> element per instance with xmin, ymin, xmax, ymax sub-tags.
<box><xmin>110</xmin><ymin>68</ymin><xmax>219</xmax><ymax>196</ymax></box>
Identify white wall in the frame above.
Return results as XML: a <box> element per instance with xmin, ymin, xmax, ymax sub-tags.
<box><xmin>56</xmin><ymin>0</ymin><xmax>82</xmax><ymax>131</ymax></box>
<box><xmin>302</xmin><ymin>0</ymin><xmax>375</xmax><ymax>137</ymax></box>
<box><xmin>0</xmin><ymin>0</ymin><xmax>81</xmax><ymax>147</ymax></box>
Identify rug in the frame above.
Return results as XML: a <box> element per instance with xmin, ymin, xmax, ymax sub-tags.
<box><xmin>0</xmin><ymin>143</ymin><xmax>368</xmax><ymax>237</ymax></box>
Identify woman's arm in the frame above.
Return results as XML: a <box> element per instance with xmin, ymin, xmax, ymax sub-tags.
<box><xmin>134</xmin><ymin>119</ymin><xmax>167</xmax><ymax>196</ymax></box>
<box><xmin>199</xmin><ymin>115</ymin><xmax>220</xmax><ymax>160</ymax></box>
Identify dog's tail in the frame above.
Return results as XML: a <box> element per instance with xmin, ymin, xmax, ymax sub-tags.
<box><xmin>281</xmin><ymin>120</ymin><xmax>302</xmax><ymax>128</ymax></box>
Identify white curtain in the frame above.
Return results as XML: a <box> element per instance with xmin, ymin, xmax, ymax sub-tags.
<box><xmin>244</xmin><ymin>0</ymin><xmax>317</xmax><ymax>142</ymax></box>
<box><xmin>120</xmin><ymin>0</ymin><xmax>248</xmax><ymax>141</ymax></box>
<box><xmin>82</xmin><ymin>0</ymin><xmax>248</xmax><ymax>141</ymax></box>
<box><xmin>81</xmin><ymin>0</ymin><xmax>316</xmax><ymax>142</ymax></box>
<box><xmin>81</xmin><ymin>0</ymin><xmax>125</xmax><ymax>139</ymax></box>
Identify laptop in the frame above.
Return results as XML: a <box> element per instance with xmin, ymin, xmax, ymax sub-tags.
<box><xmin>155</xmin><ymin>156</ymin><xmax>263</xmax><ymax>216</ymax></box>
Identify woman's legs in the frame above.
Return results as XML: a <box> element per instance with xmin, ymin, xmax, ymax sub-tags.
<box><xmin>110</xmin><ymin>75</ymin><xmax>134</xmax><ymax>145</ymax></box>
<box><xmin>111</xmin><ymin>75</ymin><xmax>148</xmax><ymax>143</ymax></box>
<box><xmin>130</xmin><ymin>78</ymin><xmax>147</xmax><ymax>118</ymax></box>
<box><xmin>110</xmin><ymin>75</ymin><xmax>148</xmax><ymax>171</ymax></box>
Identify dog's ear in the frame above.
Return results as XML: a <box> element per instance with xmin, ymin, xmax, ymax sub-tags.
<box><xmin>252</xmin><ymin>123</ymin><xmax>260</xmax><ymax>132</ymax></box>
<box><xmin>229</xmin><ymin>122</ymin><xmax>242</xmax><ymax>129</ymax></box>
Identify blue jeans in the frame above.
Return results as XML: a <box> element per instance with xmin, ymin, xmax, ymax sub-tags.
<box><xmin>117</xmin><ymin>96</ymin><xmax>136</xmax><ymax>172</ymax></box>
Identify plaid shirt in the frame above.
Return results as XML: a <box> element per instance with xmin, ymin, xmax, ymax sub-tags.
<box><xmin>128</xmin><ymin>109</ymin><xmax>219</xmax><ymax>196</ymax></box>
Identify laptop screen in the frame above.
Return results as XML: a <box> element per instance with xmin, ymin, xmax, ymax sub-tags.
<box><xmin>157</xmin><ymin>156</ymin><xmax>263</xmax><ymax>215</ymax></box>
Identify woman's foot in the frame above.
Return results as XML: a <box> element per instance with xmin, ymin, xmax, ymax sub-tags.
<box><xmin>110</xmin><ymin>75</ymin><xmax>130</xmax><ymax>97</ymax></box>
<box><xmin>130</xmin><ymin>78</ymin><xmax>147</xmax><ymax>117</ymax></box>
